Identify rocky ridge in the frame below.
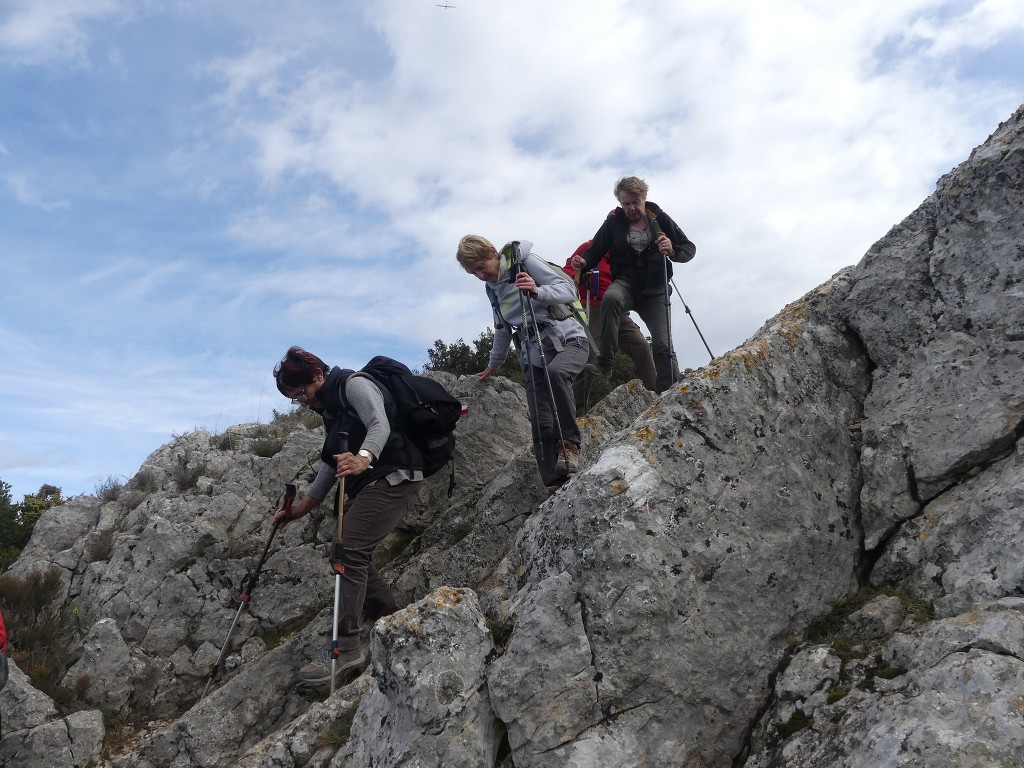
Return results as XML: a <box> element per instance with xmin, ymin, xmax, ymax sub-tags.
<box><xmin>0</xmin><ymin>103</ymin><xmax>1022</xmax><ymax>767</ymax></box>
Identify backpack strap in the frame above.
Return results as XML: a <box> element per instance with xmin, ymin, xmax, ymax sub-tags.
<box><xmin>333</xmin><ymin>371</ymin><xmax>418</xmax><ymax>482</ymax></box>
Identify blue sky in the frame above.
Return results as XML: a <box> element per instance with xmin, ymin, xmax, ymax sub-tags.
<box><xmin>1</xmin><ymin>0</ymin><xmax>1022</xmax><ymax>503</ymax></box>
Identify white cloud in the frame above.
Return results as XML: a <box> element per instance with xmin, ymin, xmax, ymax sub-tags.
<box><xmin>0</xmin><ymin>0</ymin><xmax>1022</xmax><ymax>502</ymax></box>
<box><xmin>201</xmin><ymin>0</ymin><xmax>1021</xmax><ymax>330</ymax></box>
<box><xmin>4</xmin><ymin>173</ymin><xmax>69</xmax><ymax>210</ymax></box>
<box><xmin>0</xmin><ymin>0</ymin><xmax>125</xmax><ymax>66</ymax></box>
<box><xmin>906</xmin><ymin>0</ymin><xmax>1024</xmax><ymax>55</ymax></box>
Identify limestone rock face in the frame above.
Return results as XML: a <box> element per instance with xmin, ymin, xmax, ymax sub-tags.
<box><xmin>1</xmin><ymin>104</ymin><xmax>1022</xmax><ymax>768</ymax></box>
<box><xmin>483</xmin><ymin>270</ymin><xmax>868</xmax><ymax>767</ymax></box>
<box><xmin>843</xmin><ymin>110</ymin><xmax>1024</xmax><ymax>549</ymax></box>
<box><xmin>338</xmin><ymin>588</ymin><xmax>497</xmax><ymax>767</ymax></box>
<box><xmin>0</xmin><ymin>660</ymin><xmax>104</xmax><ymax>768</ymax></box>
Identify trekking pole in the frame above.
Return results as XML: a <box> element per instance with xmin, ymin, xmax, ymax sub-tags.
<box><xmin>329</xmin><ymin>433</ymin><xmax>349</xmax><ymax>695</ymax></box>
<box><xmin>514</xmin><ymin>245</ymin><xmax>572</xmax><ymax>475</ymax></box>
<box><xmin>670</xmin><ymin>276</ymin><xmax>714</xmax><ymax>361</ymax></box>
<box><xmin>510</xmin><ymin>246</ymin><xmax>548</xmax><ymax>468</ymax></box>
<box><xmin>657</xmin><ymin>237</ymin><xmax>681</xmax><ymax>386</ymax></box>
<box><xmin>201</xmin><ymin>482</ymin><xmax>296</xmax><ymax>699</ymax></box>
<box><xmin>582</xmin><ymin>267</ymin><xmax>600</xmax><ymax>412</ymax></box>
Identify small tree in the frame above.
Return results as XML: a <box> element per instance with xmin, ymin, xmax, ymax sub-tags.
<box><xmin>0</xmin><ymin>481</ymin><xmax>63</xmax><ymax>572</ymax></box>
<box><xmin>424</xmin><ymin>327</ymin><xmax>643</xmax><ymax>411</ymax></box>
<box><xmin>0</xmin><ymin>480</ymin><xmax>21</xmax><ymax>570</ymax></box>
<box><xmin>424</xmin><ymin>328</ymin><xmax>522</xmax><ymax>383</ymax></box>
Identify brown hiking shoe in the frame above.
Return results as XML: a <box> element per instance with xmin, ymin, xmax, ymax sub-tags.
<box><xmin>297</xmin><ymin>646</ymin><xmax>367</xmax><ymax>690</ymax></box>
<box><xmin>554</xmin><ymin>441</ymin><xmax>580</xmax><ymax>477</ymax></box>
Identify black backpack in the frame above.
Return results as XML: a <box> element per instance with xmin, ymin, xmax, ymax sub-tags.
<box><xmin>356</xmin><ymin>356</ymin><xmax>464</xmax><ymax>491</ymax></box>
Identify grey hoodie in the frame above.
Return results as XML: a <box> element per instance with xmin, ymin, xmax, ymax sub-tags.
<box><xmin>485</xmin><ymin>240</ymin><xmax>586</xmax><ymax>370</ymax></box>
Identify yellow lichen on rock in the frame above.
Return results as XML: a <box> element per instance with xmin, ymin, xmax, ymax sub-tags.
<box><xmin>431</xmin><ymin>586</ymin><xmax>466</xmax><ymax>612</ymax></box>
<box><xmin>630</xmin><ymin>426</ymin><xmax>655</xmax><ymax>442</ymax></box>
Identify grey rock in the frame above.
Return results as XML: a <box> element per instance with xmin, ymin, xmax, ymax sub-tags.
<box><xmin>843</xmin><ymin>595</ymin><xmax>906</xmax><ymax>640</ymax></box>
<box><xmin>486</xmin><ymin>279</ymin><xmax>867</xmax><ymax>766</ymax></box>
<box><xmin>335</xmin><ymin>587</ymin><xmax>497</xmax><ymax>767</ymax></box>
<box><xmin>775</xmin><ymin>646</ymin><xmax>843</xmax><ymax>721</ymax></box>
<box><xmin>844</xmin><ymin>109</ymin><xmax>1024</xmax><ymax>549</ymax></box>
<box><xmin>488</xmin><ymin>571</ymin><xmax>603</xmax><ymax>767</ymax></box>
<box><xmin>237</xmin><ymin>673</ymin><xmax>374</xmax><ymax>768</ymax></box>
<box><xmin>747</xmin><ymin>604</ymin><xmax>1024</xmax><ymax>767</ymax></box>
<box><xmin>16</xmin><ymin>495</ymin><xmax>102</xmax><ymax>562</ymax></box>
<box><xmin>0</xmin><ymin>658</ymin><xmax>59</xmax><ymax>734</ymax></box>
<box><xmin>0</xmin><ymin>668</ymin><xmax>104</xmax><ymax>768</ymax></box>
<box><xmin>389</xmin><ymin>377</ymin><xmax>659</xmax><ymax>611</ymax></box>
<box><xmin>872</xmin><ymin>440</ymin><xmax>1024</xmax><ymax>617</ymax></box>
<box><xmin>61</xmin><ymin>617</ymin><xmax>144</xmax><ymax>711</ymax></box>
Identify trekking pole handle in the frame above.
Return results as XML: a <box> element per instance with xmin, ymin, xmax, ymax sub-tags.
<box><xmin>240</xmin><ymin>483</ymin><xmax>295</xmax><ymax>601</ymax></box>
<box><xmin>280</xmin><ymin>483</ymin><xmax>296</xmax><ymax>522</ymax></box>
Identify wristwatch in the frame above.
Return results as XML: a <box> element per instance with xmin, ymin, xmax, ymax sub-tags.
<box><xmin>357</xmin><ymin>449</ymin><xmax>375</xmax><ymax>468</ymax></box>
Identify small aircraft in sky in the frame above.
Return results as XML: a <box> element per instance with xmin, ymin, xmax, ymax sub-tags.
<box><xmin>436</xmin><ymin>2</ymin><xmax>455</xmax><ymax>8</ymax></box>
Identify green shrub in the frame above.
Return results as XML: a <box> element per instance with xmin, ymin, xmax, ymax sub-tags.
<box><xmin>451</xmin><ymin>521</ymin><xmax>474</xmax><ymax>544</ymax></box>
<box><xmin>779</xmin><ymin>710</ymin><xmax>810</xmax><ymax>738</ymax></box>
<box><xmin>252</xmin><ymin>436</ymin><xmax>286</xmax><ymax>458</ymax></box>
<box><xmin>826</xmin><ymin>687</ymin><xmax>849</xmax><ymax>704</ymax></box>
<box><xmin>95</xmin><ymin>475</ymin><xmax>124</xmax><ymax>502</ymax></box>
<box><xmin>172</xmin><ymin>451</ymin><xmax>207</xmax><ymax>492</ymax></box>
<box><xmin>85</xmin><ymin>529</ymin><xmax>115</xmax><ymax>562</ymax></box>
<box><xmin>269</xmin><ymin>407</ymin><xmax>323</xmax><ymax>432</ymax></box>
<box><xmin>0</xmin><ymin>546</ymin><xmax>19</xmax><ymax>573</ymax></box>
<box><xmin>130</xmin><ymin>469</ymin><xmax>159</xmax><ymax>493</ymax></box>
<box><xmin>315</xmin><ymin>698</ymin><xmax>362</xmax><ymax>750</ymax></box>
<box><xmin>486</xmin><ymin>614</ymin><xmax>514</xmax><ymax>650</ymax></box>
<box><xmin>0</xmin><ymin>568</ymin><xmax>77</xmax><ymax>703</ymax></box>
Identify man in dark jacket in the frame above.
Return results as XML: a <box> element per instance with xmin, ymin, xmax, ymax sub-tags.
<box><xmin>562</xmin><ymin>241</ymin><xmax>657</xmax><ymax>409</ymax></box>
<box><xmin>572</xmin><ymin>176</ymin><xmax>695</xmax><ymax>392</ymax></box>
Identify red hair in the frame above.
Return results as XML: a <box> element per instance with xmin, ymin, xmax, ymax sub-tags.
<box><xmin>273</xmin><ymin>346</ymin><xmax>329</xmax><ymax>395</ymax></box>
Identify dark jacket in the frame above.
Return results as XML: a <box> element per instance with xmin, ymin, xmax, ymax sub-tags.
<box><xmin>581</xmin><ymin>201</ymin><xmax>695</xmax><ymax>294</ymax></box>
<box><xmin>313</xmin><ymin>366</ymin><xmax>421</xmax><ymax>497</ymax></box>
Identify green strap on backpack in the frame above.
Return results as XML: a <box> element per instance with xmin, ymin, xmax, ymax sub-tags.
<box><xmin>486</xmin><ymin>249</ymin><xmax>598</xmax><ymax>354</ymax></box>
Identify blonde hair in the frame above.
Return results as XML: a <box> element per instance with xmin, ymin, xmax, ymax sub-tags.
<box><xmin>456</xmin><ymin>234</ymin><xmax>497</xmax><ymax>271</ymax></box>
<box><xmin>614</xmin><ymin>175</ymin><xmax>649</xmax><ymax>200</ymax></box>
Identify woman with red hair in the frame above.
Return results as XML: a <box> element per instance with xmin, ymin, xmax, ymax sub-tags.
<box><xmin>270</xmin><ymin>346</ymin><xmax>423</xmax><ymax>691</ymax></box>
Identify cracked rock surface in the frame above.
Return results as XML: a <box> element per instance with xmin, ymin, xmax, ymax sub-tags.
<box><xmin>1</xmin><ymin>104</ymin><xmax>1022</xmax><ymax>768</ymax></box>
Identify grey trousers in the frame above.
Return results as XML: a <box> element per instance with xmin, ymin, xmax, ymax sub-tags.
<box><xmin>598</xmin><ymin>277</ymin><xmax>677</xmax><ymax>393</ymax></box>
<box><xmin>522</xmin><ymin>336</ymin><xmax>588</xmax><ymax>487</ymax></box>
<box><xmin>332</xmin><ymin>479</ymin><xmax>422</xmax><ymax>649</ymax></box>
<box><xmin>574</xmin><ymin>308</ymin><xmax>657</xmax><ymax>410</ymax></box>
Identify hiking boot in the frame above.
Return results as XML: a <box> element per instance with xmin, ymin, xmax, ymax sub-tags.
<box><xmin>581</xmin><ymin>359</ymin><xmax>611</xmax><ymax>378</ymax></box>
<box><xmin>554</xmin><ymin>441</ymin><xmax>580</xmax><ymax>477</ymax></box>
<box><xmin>297</xmin><ymin>646</ymin><xmax>367</xmax><ymax>690</ymax></box>
<box><xmin>545</xmin><ymin>476</ymin><xmax>569</xmax><ymax>496</ymax></box>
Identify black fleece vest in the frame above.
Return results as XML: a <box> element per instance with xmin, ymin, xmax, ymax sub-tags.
<box><xmin>313</xmin><ymin>366</ymin><xmax>421</xmax><ymax>498</ymax></box>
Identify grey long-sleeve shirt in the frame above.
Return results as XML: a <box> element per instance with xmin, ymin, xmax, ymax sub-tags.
<box><xmin>306</xmin><ymin>375</ymin><xmax>420</xmax><ymax>502</ymax></box>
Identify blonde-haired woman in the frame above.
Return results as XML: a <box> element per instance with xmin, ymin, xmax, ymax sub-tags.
<box><xmin>457</xmin><ymin>235</ymin><xmax>588</xmax><ymax>494</ymax></box>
